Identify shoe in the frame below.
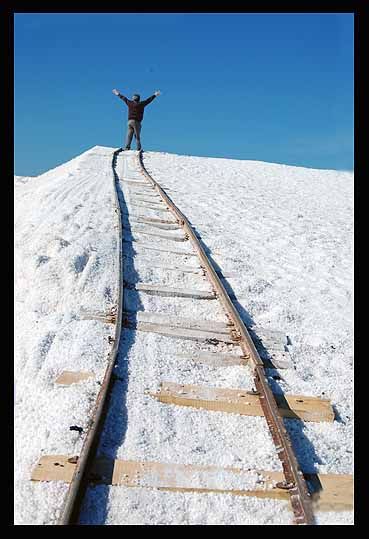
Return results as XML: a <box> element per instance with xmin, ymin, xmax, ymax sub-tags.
<box><xmin>124</xmin><ymin>146</ymin><xmax>131</xmax><ymax>151</ymax></box>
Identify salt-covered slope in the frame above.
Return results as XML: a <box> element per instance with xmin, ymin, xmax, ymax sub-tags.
<box><xmin>14</xmin><ymin>146</ymin><xmax>353</xmax><ymax>525</ymax></box>
<box><xmin>14</xmin><ymin>146</ymin><xmax>119</xmax><ymax>524</ymax></box>
<box><xmin>144</xmin><ymin>152</ymin><xmax>353</xmax><ymax>473</ymax></box>
<box><xmin>14</xmin><ymin>175</ymin><xmax>35</xmax><ymax>185</ymax></box>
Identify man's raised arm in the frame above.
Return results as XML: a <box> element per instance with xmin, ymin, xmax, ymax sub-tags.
<box><xmin>141</xmin><ymin>90</ymin><xmax>161</xmax><ymax>107</ymax></box>
<box><xmin>112</xmin><ymin>88</ymin><xmax>129</xmax><ymax>104</ymax></box>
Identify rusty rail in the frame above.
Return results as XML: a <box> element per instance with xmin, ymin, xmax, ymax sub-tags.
<box><xmin>137</xmin><ymin>150</ymin><xmax>315</xmax><ymax>525</ymax></box>
<box><xmin>57</xmin><ymin>148</ymin><xmax>124</xmax><ymax>524</ymax></box>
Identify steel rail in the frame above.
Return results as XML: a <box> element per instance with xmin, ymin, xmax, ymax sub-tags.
<box><xmin>57</xmin><ymin>148</ymin><xmax>124</xmax><ymax>525</ymax></box>
<box><xmin>137</xmin><ymin>150</ymin><xmax>315</xmax><ymax>525</ymax></box>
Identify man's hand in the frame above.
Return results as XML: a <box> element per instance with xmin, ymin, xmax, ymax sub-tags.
<box><xmin>154</xmin><ymin>90</ymin><xmax>161</xmax><ymax>96</ymax></box>
<box><xmin>112</xmin><ymin>89</ymin><xmax>120</xmax><ymax>96</ymax></box>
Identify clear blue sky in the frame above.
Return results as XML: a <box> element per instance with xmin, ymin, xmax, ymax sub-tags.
<box><xmin>14</xmin><ymin>13</ymin><xmax>354</xmax><ymax>176</ymax></box>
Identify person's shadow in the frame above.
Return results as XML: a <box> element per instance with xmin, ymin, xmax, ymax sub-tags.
<box><xmin>78</xmin><ymin>149</ymin><xmax>144</xmax><ymax>524</ymax></box>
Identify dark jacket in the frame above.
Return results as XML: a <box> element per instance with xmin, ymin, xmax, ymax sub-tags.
<box><xmin>118</xmin><ymin>94</ymin><xmax>156</xmax><ymax>122</ymax></box>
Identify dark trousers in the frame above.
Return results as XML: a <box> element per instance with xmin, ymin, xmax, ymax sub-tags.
<box><xmin>125</xmin><ymin>119</ymin><xmax>142</xmax><ymax>150</ymax></box>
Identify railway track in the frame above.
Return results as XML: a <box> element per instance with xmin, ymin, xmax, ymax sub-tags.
<box><xmin>31</xmin><ymin>148</ymin><xmax>351</xmax><ymax>525</ymax></box>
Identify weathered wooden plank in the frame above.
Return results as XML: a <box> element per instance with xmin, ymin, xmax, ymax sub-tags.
<box><xmin>129</xmin><ymin>203</ymin><xmax>169</xmax><ymax>213</ymax></box>
<box><xmin>129</xmin><ymin>229</ymin><xmax>187</xmax><ymax>242</ymax></box>
<box><xmin>126</xmin><ymin>190</ymin><xmax>157</xmax><ymax>197</ymax></box>
<box><xmin>151</xmin><ymin>382</ymin><xmax>334</xmax><ymax>422</ymax></box>
<box><xmin>129</xmin><ymin>313</ymin><xmax>287</xmax><ymax>346</ymax></box>
<box><xmin>126</xmin><ymin>184</ymin><xmax>171</xmax><ymax>192</ymax></box>
<box><xmin>135</xmin><ymin>283</ymin><xmax>216</xmax><ymax>300</ymax></box>
<box><xmin>55</xmin><ymin>371</ymin><xmax>95</xmax><ymax>385</ymax></box>
<box><xmin>128</xmin><ymin>264</ymin><xmax>202</xmax><ymax>273</ymax></box>
<box><xmin>124</xmin><ymin>184</ymin><xmax>152</xmax><ymax>188</ymax></box>
<box><xmin>175</xmin><ymin>352</ymin><xmax>248</xmax><ymax>367</ymax></box>
<box><xmin>124</xmin><ymin>311</ymin><xmax>229</xmax><ymax>333</ymax></box>
<box><xmin>32</xmin><ymin>455</ymin><xmax>78</xmax><ymax>482</ymax></box>
<box><xmin>31</xmin><ymin>456</ymin><xmax>352</xmax><ymax>511</ymax></box>
<box><xmin>122</xmin><ymin>292</ymin><xmax>286</xmax><ymax>352</ymax></box>
<box><xmin>126</xmin><ymin>216</ymin><xmax>178</xmax><ymax>226</ymax></box>
<box><xmin>134</xmin><ymin>198</ymin><xmax>167</xmax><ymax>206</ymax></box>
<box><xmin>132</xmin><ymin>322</ymin><xmax>235</xmax><ymax>343</ymax></box>
<box><xmin>128</xmin><ymin>220</ymin><xmax>182</xmax><ymax>231</ymax></box>
<box><xmin>303</xmin><ymin>472</ymin><xmax>353</xmax><ymax>512</ymax></box>
<box><xmin>131</xmin><ymin>192</ymin><xmax>160</xmax><ymax>198</ymax></box>
<box><xmin>122</xmin><ymin>312</ymin><xmax>291</xmax><ymax>368</ymax></box>
<box><xmin>121</xmin><ymin>179</ymin><xmax>151</xmax><ymax>186</ymax></box>
<box><xmin>124</xmin><ymin>243</ymin><xmax>197</xmax><ymax>257</ymax></box>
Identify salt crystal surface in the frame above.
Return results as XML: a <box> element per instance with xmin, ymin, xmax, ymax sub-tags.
<box><xmin>15</xmin><ymin>147</ymin><xmax>353</xmax><ymax>525</ymax></box>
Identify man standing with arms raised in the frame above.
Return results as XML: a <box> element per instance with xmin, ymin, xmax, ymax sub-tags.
<box><xmin>113</xmin><ymin>88</ymin><xmax>161</xmax><ymax>151</ymax></box>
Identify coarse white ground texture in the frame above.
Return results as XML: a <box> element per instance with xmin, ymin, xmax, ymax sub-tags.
<box><xmin>14</xmin><ymin>147</ymin><xmax>119</xmax><ymax>524</ymax></box>
<box><xmin>14</xmin><ymin>146</ymin><xmax>353</xmax><ymax>525</ymax></box>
